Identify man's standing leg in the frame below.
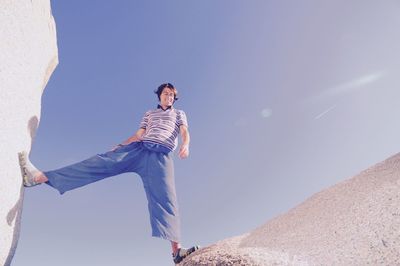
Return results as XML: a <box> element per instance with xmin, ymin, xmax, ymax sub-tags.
<box><xmin>138</xmin><ymin>149</ymin><xmax>182</xmax><ymax>242</ymax></box>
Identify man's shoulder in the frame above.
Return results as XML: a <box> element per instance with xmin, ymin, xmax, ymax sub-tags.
<box><xmin>174</xmin><ymin>109</ymin><xmax>188</xmax><ymax>119</ymax></box>
<box><xmin>174</xmin><ymin>108</ymin><xmax>185</xmax><ymax>113</ymax></box>
<box><xmin>144</xmin><ymin>108</ymin><xmax>158</xmax><ymax>114</ymax></box>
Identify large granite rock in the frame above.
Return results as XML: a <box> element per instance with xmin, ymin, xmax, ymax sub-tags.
<box><xmin>0</xmin><ymin>1</ymin><xmax>58</xmax><ymax>265</ymax></box>
<box><xmin>182</xmin><ymin>152</ymin><xmax>400</xmax><ymax>265</ymax></box>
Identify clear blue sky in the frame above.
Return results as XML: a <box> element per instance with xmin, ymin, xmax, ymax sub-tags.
<box><xmin>13</xmin><ymin>1</ymin><xmax>400</xmax><ymax>265</ymax></box>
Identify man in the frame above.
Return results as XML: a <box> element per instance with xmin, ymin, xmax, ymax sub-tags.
<box><xmin>18</xmin><ymin>83</ymin><xmax>199</xmax><ymax>264</ymax></box>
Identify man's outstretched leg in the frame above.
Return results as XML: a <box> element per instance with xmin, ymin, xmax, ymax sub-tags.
<box><xmin>18</xmin><ymin>143</ymin><xmax>142</xmax><ymax>194</ymax></box>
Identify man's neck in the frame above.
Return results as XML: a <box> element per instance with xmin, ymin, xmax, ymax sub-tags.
<box><xmin>157</xmin><ymin>104</ymin><xmax>173</xmax><ymax>111</ymax></box>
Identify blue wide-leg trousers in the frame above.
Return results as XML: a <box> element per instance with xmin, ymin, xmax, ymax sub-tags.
<box><xmin>43</xmin><ymin>141</ymin><xmax>181</xmax><ymax>242</ymax></box>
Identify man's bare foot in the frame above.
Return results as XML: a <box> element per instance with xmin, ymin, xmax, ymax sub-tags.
<box><xmin>32</xmin><ymin>171</ymin><xmax>48</xmax><ymax>183</ymax></box>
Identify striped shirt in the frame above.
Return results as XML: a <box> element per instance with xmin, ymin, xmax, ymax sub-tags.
<box><xmin>139</xmin><ymin>105</ymin><xmax>188</xmax><ymax>152</ymax></box>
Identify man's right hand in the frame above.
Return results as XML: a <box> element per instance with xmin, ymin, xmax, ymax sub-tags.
<box><xmin>110</xmin><ymin>129</ymin><xmax>145</xmax><ymax>152</ymax></box>
<box><xmin>110</xmin><ymin>144</ymin><xmax>124</xmax><ymax>152</ymax></box>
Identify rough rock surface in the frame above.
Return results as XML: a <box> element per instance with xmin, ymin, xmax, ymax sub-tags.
<box><xmin>182</xmin><ymin>152</ymin><xmax>400</xmax><ymax>265</ymax></box>
<box><xmin>0</xmin><ymin>1</ymin><xmax>58</xmax><ymax>265</ymax></box>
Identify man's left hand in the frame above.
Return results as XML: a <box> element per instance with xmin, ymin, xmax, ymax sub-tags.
<box><xmin>179</xmin><ymin>144</ymin><xmax>189</xmax><ymax>159</ymax></box>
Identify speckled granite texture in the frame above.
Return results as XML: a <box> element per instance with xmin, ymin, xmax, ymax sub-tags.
<box><xmin>182</xmin><ymin>152</ymin><xmax>400</xmax><ymax>265</ymax></box>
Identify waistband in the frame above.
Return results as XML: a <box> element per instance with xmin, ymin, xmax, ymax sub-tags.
<box><xmin>141</xmin><ymin>140</ymin><xmax>172</xmax><ymax>155</ymax></box>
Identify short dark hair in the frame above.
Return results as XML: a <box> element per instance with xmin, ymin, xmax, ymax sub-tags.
<box><xmin>154</xmin><ymin>83</ymin><xmax>179</xmax><ymax>102</ymax></box>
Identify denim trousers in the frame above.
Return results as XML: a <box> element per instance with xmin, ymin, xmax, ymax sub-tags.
<box><xmin>44</xmin><ymin>141</ymin><xmax>181</xmax><ymax>242</ymax></box>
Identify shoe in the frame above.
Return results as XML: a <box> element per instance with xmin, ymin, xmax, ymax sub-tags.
<box><xmin>18</xmin><ymin>151</ymin><xmax>41</xmax><ymax>187</ymax></box>
<box><xmin>172</xmin><ymin>245</ymin><xmax>200</xmax><ymax>264</ymax></box>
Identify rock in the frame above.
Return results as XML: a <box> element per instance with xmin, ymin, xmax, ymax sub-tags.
<box><xmin>0</xmin><ymin>1</ymin><xmax>58</xmax><ymax>265</ymax></box>
<box><xmin>182</xmin><ymin>152</ymin><xmax>400</xmax><ymax>265</ymax></box>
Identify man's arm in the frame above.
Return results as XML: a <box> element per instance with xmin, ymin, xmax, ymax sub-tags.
<box><xmin>178</xmin><ymin>125</ymin><xmax>190</xmax><ymax>159</ymax></box>
<box><xmin>121</xmin><ymin>128</ymin><xmax>146</xmax><ymax>145</ymax></box>
<box><xmin>110</xmin><ymin>128</ymin><xmax>145</xmax><ymax>151</ymax></box>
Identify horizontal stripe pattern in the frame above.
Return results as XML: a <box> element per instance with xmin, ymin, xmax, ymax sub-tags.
<box><xmin>139</xmin><ymin>107</ymin><xmax>188</xmax><ymax>151</ymax></box>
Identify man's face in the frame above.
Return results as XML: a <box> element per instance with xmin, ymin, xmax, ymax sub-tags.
<box><xmin>160</xmin><ymin>87</ymin><xmax>175</xmax><ymax>107</ymax></box>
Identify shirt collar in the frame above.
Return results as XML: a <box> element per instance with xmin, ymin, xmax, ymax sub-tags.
<box><xmin>157</xmin><ymin>104</ymin><xmax>173</xmax><ymax>111</ymax></box>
